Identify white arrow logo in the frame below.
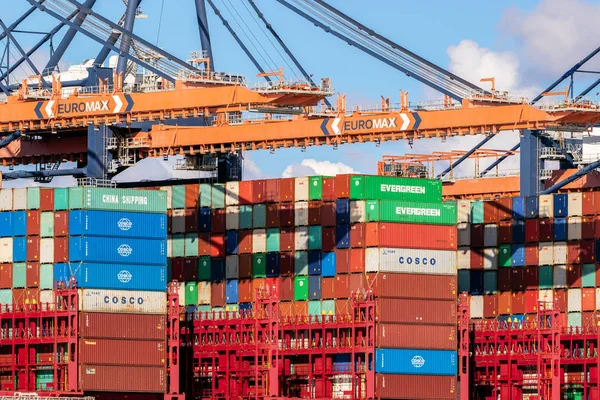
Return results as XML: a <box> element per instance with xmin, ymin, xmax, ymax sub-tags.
<box><xmin>400</xmin><ymin>113</ymin><xmax>410</xmax><ymax>130</ymax></box>
<box><xmin>332</xmin><ymin>118</ymin><xmax>341</xmax><ymax>135</ymax></box>
<box><xmin>112</xmin><ymin>95</ymin><xmax>123</xmax><ymax>113</ymax></box>
<box><xmin>45</xmin><ymin>100</ymin><xmax>55</xmax><ymax>118</ymax></box>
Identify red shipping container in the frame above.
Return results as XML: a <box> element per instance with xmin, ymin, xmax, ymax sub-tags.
<box><xmin>266</xmin><ymin>204</ymin><xmax>280</xmax><ymax>228</ymax></box>
<box><xmin>483</xmin><ymin>294</ymin><xmax>498</xmax><ymax>318</ymax></box>
<box><xmin>210</xmin><ymin>235</ymin><xmax>225</xmax><ymax>258</ymax></box>
<box><xmin>321</xmin><ymin>277</ymin><xmax>336</xmax><ymax>299</ymax></box>
<box><xmin>321</xmin><ymin>202</ymin><xmax>336</xmax><ymax>227</ymax></box>
<box><xmin>39</xmin><ymin>188</ymin><xmax>54</xmax><ymax>212</ymax></box>
<box><xmin>252</xmin><ymin>180</ymin><xmax>266</xmax><ymax>203</ymax></box>
<box><xmin>376</xmin><ymin>323</ymin><xmax>457</xmax><ymax>350</ymax></box>
<box><xmin>376</xmin><ymin>374</ymin><xmax>457</xmax><ymax>400</ymax></box>
<box><xmin>26</xmin><ymin>237</ymin><xmax>40</xmax><ymax>262</ymax></box>
<box><xmin>539</xmin><ymin>218</ymin><xmax>553</xmax><ymax>241</ymax></box>
<box><xmin>367</xmin><ymin>273</ymin><xmax>457</xmax><ymax>300</ymax></box>
<box><xmin>582</xmin><ymin>216</ymin><xmax>595</xmax><ymax>239</ymax></box>
<box><xmin>211</xmin><ymin>209</ymin><xmax>225</xmax><ymax>233</ymax></box>
<box><xmin>376</xmin><ymin>298</ymin><xmax>456</xmax><ymax>324</ymax></box>
<box><xmin>0</xmin><ymin>265</ymin><xmax>11</xmax><ymax>289</ymax></box>
<box><xmin>198</xmin><ymin>233</ymin><xmax>211</xmax><ymax>256</ymax></box>
<box><xmin>593</xmin><ymin>192</ymin><xmax>600</xmax><ymax>215</ymax></box>
<box><xmin>581</xmin><ymin>240</ymin><xmax>595</xmax><ymax>263</ymax></box>
<box><xmin>53</xmin><ymin>211</ymin><xmax>69</xmax><ymax>237</ymax></box>
<box><xmin>279</xmin><ymin>302</ymin><xmax>293</xmax><ymax>318</ymax></box>
<box><xmin>484</xmin><ymin>200</ymin><xmax>499</xmax><ymax>223</ymax></box>
<box><xmin>334</xmin><ymin>274</ymin><xmax>350</xmax><ymax>299</ymax></box>
<box><xmin>582</xmin><ymin>192</ymin><xmax>596</xmax><ymax>215</ymax></box>
<box><xmin>280</xmin><ymin>252</ymin><xmax>294</xmax><ymax>275</ymax></box>
<box><xmin>582</xmin><ymin>287</ymin><xmax>596</xmax><ymax>311</ymax></box>
<box><xmin>470</xmin><ymin>224</ymin><xmax>484</xmax><ymax>248</ymax></box>
<box><xmin>497</xmin><ymin>291</ymin><xmax>512</xmax><ymax>314</ymax></box>
<box><xmin>524</xmin><ymin>267</ymin><xmax>538</xmax><ymax>289</ymax></box>
<box><xmin>498</xmin><ymin>221</ymin><xmax>512</xmax><ymax>244</ymax></box>
<box><xmin>171</xmin><ymin>259</ymin><xmax>184</xmax><ymax>281</ymax></box>
<box><xmin>568</xmin><ymin>242</ymin><xmax>581</xmax><ymax>264</ymax></box>
<box><xmin>497</xmin><ymin>197</ymin><xmax>512</xmax><ymax>221</ymax></box>
<box><xmin>238</xmin><ymin>181</ymin><xmax>253</xmax><ymax>205</ymax></box>
<box><xmin>348</xmin><ymin>273</ymin><xmax>367</xmax><ymax>294</ymax></box>
<box><xmin>525</xmin><ymin>243</ymin><xmax>539</xmax><ymax>266</ymax></box>
<box><xmin>525</xmin><ymin>290</ymin><xmax>538</xmax><ymax>313</ymax></box>
<box><xmin>183</xmin><ymin>258</ymin><xmax>197</xmax><ymax>281</ymax></box>
<box><xmin>79</xmin><ymin>313</ymin><xmax>166</xmax><ymax>340</ymax></box>
<box><xmin>279</xmin><ymin>277</ymin><xmax>294</xmax><ymax>301</ymax></box>
<box><xmin>279</xmin><ymin>228</ymin><xmax>294</xmax><ymax>251</ymax></box>
<box><xmin>322</xmin><ymin>177</ymin><xmax>336</xmax><ymax>201</ymax></box>
<box><xmin>239</xmin><ymin>255</ymin><xmax>252</xmax><ymax>279</ymax></box>
<box><xmin>280</xmin><ymin>178</ymin><xmax>295</xmax><ymax>202</ymax></box>
<box><xmin>567</xmin><ymin>264</ymin><xmax>582</xmax><ymax>287</ymax></box>
<box><xmin>237</xmin><ymin>279</ymin><xmax>252</xmax><ymax>302</ymax></box>
<box><xmin>497</xmin><ymin>269</ymin><xmax>511</xmax><ymax>292</ymax></box>
<box><xmin>54</xmin><ymin>237</ymin><xmax>68</xmax><ymax>263</ymax></box>
<box><xmin>554</xmin><ymin>290</ymin><xmax>568</xmax><ymax>312</ymax></box>
<box><xmin>470</xmin><ymin>250</ymin><xmax>484</xmax><ymax>270</ymax></box>
<box><xmin>265</xmin><ymin>179</ymin><xmax>280</xmax><ymax>203</ymax></box>
<box><xmin>583</xmin><ymin>311</ymin><xmax>597</xmax><ymax>327</ymax></box>
<box><xmin>185</xmin><ymin>184</ymin><xmax>199</xmax><ymax>209</ymax></box>
<box><xmin>366</xmin><ymin>222</ymin><xmax>457</xmax><ymax>250</ymax></box>
<box><xmin>211</xmin><ymin>282</ymin><xmax>225</xmax><ymax>306</ymax></box>
<box><xmin>26</xmin><ymin>262</ymin><xmax>39</xmax><ymax>288</ymax></box>
<box><xmin>78</xmin><ymin>365</ymin><xmax>166</xmax><ymax>393</ymax></box>
<box><xmin>185</xmin><ymin>209</ymin><xmax>198</xmax><ymax>233</ymax></box>
<box><xmin>511</xmin><ymin>292</ymin><xmax>526</xmax><ymax>314</ymax></box>
<box><xmin>350</xmin><ymin>223</ymin><xmax>365</xmax><ymax>248</ymax></box>
<box><xmin>26</xmin><ymin>210</ymin><xmax>40</xmax><ymax>236</ymax></box>
<box><xmin>308</xmin><ymin>201</ymin><xmax>322</xmax><ymax>225</ymax></box>
<box><xmin>252</xmin><ymin>278</ymin><xmax>266</xmax><ymax>302</ymax></box>
<box><xmin>334</xmin><ymin>174</ymin><xmax>350</xmax><ymax>199</ymax></box>
<box><xmin>525</xmin><ymin>219</ymin><xmax>539</xmax><ymax>242</ymax></box>
<box><xmin>279</xmin><ymin>203</ymin><xmax>294</xmax><ymax>226</ymax></box>
<box><xmin>265</xmin><ymin>277</ymin><xmax>280</xmax><ymax>297</ymax></box>
<box><xmin>13</xmin><ymin>288</ymin><xmax>39</xmax><ymax>308</ymax></box>
<box><xmin>239</xmin><ymin>230</ymin><xmax>253</xmax><ymax>253</ymax></box>
<box><xmin>336</xmin><ymin>249</ymin><xmax>350</xmax><ymax>274</ymax></box>
<box><xmin>322</xmin><ymin>227</ymin><xmax>336</xmax><ymax>251</ymax></box>
<box><xmin>292</xmin><ymin>301</ymin><xmax>308</xmax><ymax>318</ymax></box>
<box><xmin>594</xmin><ymin>216</ymin><xmax>600</xmax><ymax>238</ymax></box>
<box><xmin>349</xmin><ymin>248</ymin><xmax>365</xmax><ymax>273</ymax></box>
<box><xmin>510</xmin><ymin>268</ymin><xmax>525</xmax><ymax>291</ymax></box>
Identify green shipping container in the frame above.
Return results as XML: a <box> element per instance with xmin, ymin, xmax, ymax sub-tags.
<box><xmin>349</xmin><ymin>175</ymin><xmax>442</xmax><ymax>203</ymax></box>
<box><xmin>308</xmin><ymin>226</ymin><xmax>322</xmax><ymax>250</ymax></box>
<box><xmin>172</xmin><ymin>186</ymin><xmax>186</xmax><ymax>209</ymax></box>
<box><xmin>583</xmin><ymin>264</ymin><xmax>596</xmax><ymax>287</ymax></box>
<box><xmin>471</xmin><ymin>201</ymin><xmax>484</xmax><ymax>224</ymax></box>
<box><xmin>322</xmin><ymin>300</ymin><xmax>335</xmax><ymax>316</ymax></box>
<box><xmin>198</xmin><ymin>257</ymin><xmax>211</xmax><ymax>281</ymax></box>
<box><xmin>375</xmin><ymin>200</ymin><xmax>457</xmax><ymax>225</ymax></box>
<box><xmin>54</xmin><ymin>188</ymin><xmax>69</xmax><ymax>211</ymax></box>
<box><xmin>252</xmin><ymin>253</ymin><xmax>266</xmax><ymax>278</ymax></box>
<box><xmin>13</xmin><ymin>263</ymin><xmax>26</xmax><ymax>288</ymax></box>
<box><xmin>239</xmin><ymin>205</ymin><xmax>253</xmax><ymax>229</ymax></box>
<box><xmin>185</xmin><ymin>282</ymin><xmax>198</xmax><ymax>306</ymax></box>
<box><xmin>458</xmin><ymin>270</ymin><xmax>470</xmax><ymax>293</ymax></box>
<box><xmin>171</xmin><ymin>234</ymin><xmax>185</xmax><ymax>258</ymax></box>
<box><xmin>483</xmin><ymin>271</ymin><xmax>497</xmax><ymax>294</ymax></box>
<box><xmin>266</xmin><ymin>228</ymin><xmax>280</xmax><ymax>252</ymax></box>
<box><xmin>308</xmin><ymin>300</ymin><xmax>322</xmax><ymax>322</ymax></box>
<box><xmin>185</xmin><ymin>234</ymin><xmax>199</xmax><ymax>257</ymax></box>
<box><xmin>27</xmin><ymin>187</ymin><xmax>40</xmax><ymax>210</ymax></box>
<box><xmin>40</xmin><ymin>212</ymin><xmax>54</xmax><ymax>238</ymax></box>
<box><xmin>253</xmin><ymin>204</ymin><xmax>266</xmax><ymax>228</ymax></box>
<box><xmin>568</xmin><ymin>312</ymin><xmax>582</xmax><ymax>328</ymax></box>
<box><xmin>35</xmin><ymin>369</ymin><xmax>53</xmax><ymax>391</ymax></box>
<box><xmin>294</xmin><ymin>276</ymin><xmax>308</xmax><ymax>301</ymax></box>
<box><xmin>365</xmin><ymin>200</ymin><xmax>379</xmax><ymax>222</ymax></box>
<box><xmin>294</xmin><ymin>251</ymin><xmax>308</xmax><ymax>275</ymax></box>
<box><xmin>40</xmin><ymin>264</ymin><xmax>53</xmax><ymax>290</ymax></box>
<box><xmin>539</xmin><ymin>266</ymin><xmax>553</xmax><ymax>289</ymax></box>
<box><xmin>498</xmin><ymin>245</ymin><xmax>511</xmax><ymax>267</ymax></box>
<box><xmin>212</xmin><ymin>184</ymin><xmax>225</xmax><ymax>209</ymax></box>
<box><xmin>567</xmin><ymin>390</ymin><xmax>583</xmax><ymax>400</ymax></box>
<box><xmin>200</xmin><ymin>184</ymin><xmax>212</xmax><ymax>208</ymax></box>
<box><xmin>309</xmin><ymin>176</ymin><xmax>324</xmax><ymax>200</ymax></box>
<box><xmin>68</xmin><ymin>187</ymin><xmax>167</xmax><ymax>213</ymax></box>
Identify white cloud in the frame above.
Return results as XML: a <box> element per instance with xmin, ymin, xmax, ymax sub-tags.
<box><xmin>282</xmin><ymin>159</ymin><xmax>356</xmax><ymax>178</ymax></box>
<box><xmin>242</xmin><ymin>154</ymin><xmax>264</xmax><ymax>180</ymax></box>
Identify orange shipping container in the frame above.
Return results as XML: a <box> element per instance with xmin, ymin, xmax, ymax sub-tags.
<box><xmin>238</xmin><ymin>181</ymin><xmax>253</xmax><ymax>205</ymax></box>
<box><xmin>484</xmin><ymin>200</ymin><xmax>499</xmax><ymax>223</ymax></box>
<box><xmin>280</xmin><ymin>178</ymin><xmax>295</xmax><ymax>202</ymax></box>
<box><xmin>525</xmin><ymin>290</ymin><xmax>538</xmax><ymax>313</ymax></box>
<box><xmin>366</xmin><ymin>273</ymin><xmax>457</xmax><ymax>300</ymax></box>
<box><xmin>185</xmin><ymin>184</ymin><xmax>199</xmax><ymax>209</ymax></box>
<box><xmin>293</xmin><ymin>301</ymin><xmax>308</xmax><ymax>317</ymax></box>
<box><xmin>483</xmin><ymin>294</ymin><xmax>498</xmax><ymax>318</ymax></box>
<box><xmin>511</xmin><ymin>292</ymin><xmax>526</xmax><ymax>314</ymax></box>
<box><xmin>279</xmin><ymin>302</ymin><xmax>293</xmax><ymax>318</ymax></box>
<box><xmin>376</xmin><ymin>298</ymin><xmax>456</xmax><ymax>325</ymax></box>
<box><xmin>349</xmin><ymin>248</ymin><xmax>365</xmax><ymax>273</ymax></box>
<box><xmin>376</xmin><ymin>374</ymin><xmax>457</xmax><ymax>400</ymax></box>
<box><xmin>79</xmin><ymin>313</ymin><xmax>166</xmax><ymax>340</ymax></box>
<box><xmin>497</xmin><ymin>197</ymin><xmax>512</xmax><ymax>221</ymax></box>
<box><xmin>238</xmin><ymin>279</ymin><xmax>252</xmax><ymax>302</ymax></box>
<box><xmin>365</xmin><ymin>222</ymin><xmax>457</xmax><ymax>250</ymax></box>
<box><xmin>79</xmin><ymin>339</ymin><xmax>166</xmax><ymax>366</ymax></box>
<box><xmin>78</xmin><ymin>365</ymin><xmax>166</xmax><ymax>393</ymax></box>
<box><xmin>498</xmin><ymin>291</ymin><xmax>512</xmax><ymax>315</ymax></box>
<box><xmin>376</xmin><ymin>323</ymin><xmax>456</xmax><ymax>350</ymax></box>
<box><xmin>582</xmin><ymin>287</ymin><xmax>596</xmax><ymax>311</ymax></box>
<box><xmin>321</xmin><ymin>277</ymin><xmax>336</xmax><ymax>299</ymax></box>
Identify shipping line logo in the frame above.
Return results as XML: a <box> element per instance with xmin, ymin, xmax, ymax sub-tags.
<box><xmin>103</xmin><ymin>295</ymin><xmax>145</xmax><ymax>305</ymax></box>
<box><xmin>118</xmin><ymin>218</ymin><xmax>133</xmax><ymax>231</ymax></box>
<box><xmin>118</xmin><ymin>270</ymin><xmax>132</xmax><ymax>283</ymax></box>
<box><xmin>118</xmin><ymin>244</ymin><xmax>132</xmax><ymax>257</ymax></box>
<box><xmin>34</xmin><ymin>94</ymin><xmax>134</xmax><ymax>118</ymax></box>
<box><xmin>398</xmin><ymin>256</ymin><xmax>437</xmax><ymax>265</ymax></box>
<box><xmin>411</xmin><ymin>355</ymin><xmax>425</xmax><ymax>368</ymax></box>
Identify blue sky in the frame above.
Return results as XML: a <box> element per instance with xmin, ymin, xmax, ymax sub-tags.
<box><xmin>3</xmin><ymin>0</ymin><xmax>600</xmax><ymax>183</ymax></box>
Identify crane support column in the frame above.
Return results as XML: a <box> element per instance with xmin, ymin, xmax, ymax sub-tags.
<box><xmin>87</xmin><ymin>123</ymin><xmax>110</xmax><ymax>179</ymax></box>
<box><xmin>116</xmin><ymin>0</ymin><xmax>139</xmax><ymax>76</ymax></box>
<box><xmin>195</xmin><ymin>0</ymin><xmax>214</xmax><ymax>71</ymax></box>
<box><xmin>95</xmin><ymin>0</ymin><xmax>142</xmax><ymax>66</ymax></box>
<box><xmin>520</xmin><ymin>129</ymin><xmax>543</xmax><ymax>197</ymax></box>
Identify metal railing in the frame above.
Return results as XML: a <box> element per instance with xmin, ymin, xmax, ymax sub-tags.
<box><xmin>177</xmin><ymin>70</ymin><xmax>246</xmax><ymax>85</ymax></box>
<box><xmin>76</xmin><ymin>178</ymin><xmax>116</xmax><ymax>188</ymax></box>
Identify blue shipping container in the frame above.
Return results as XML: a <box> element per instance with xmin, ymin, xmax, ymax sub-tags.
<box><xmin>54</xmin><ymin>263</ymin><xmax>167</xmax><ymax>291</ymax></box>
<box><xmin>375</xmin><ymin>348</ymin><xmax>457</xmax><ymax>376</ymax></box>
<box><xmin>469</xmin><ymin>271</ymin><xmax>484</xmax><ymax>295</ymax></box>
<box><xmin>0</xmin><ymin>212</ymin><xmax>11</xmax><ymax>237</ymax></box>
<box><xmin>512</xmin><ymin>220</ymin><xmax>525</xmax><ymax>243</ymax></box>
<box><xmin>458</xmin><ymin>270</ymin><xmax>470</xmax><ymax>293</ymax></box>
<box><xmin>69</xmin><ymin>237</ymin><xmax>167</xmax><ymax>266</ymax></box>
<box><xmin>12</xmin><ymin>211</ymin><xmax>26</xmax><ymax>237</ymax></box>
<box><xmin>554</xmin><ymin>193</ymin><xmax>568</xmax><ymax>217</ymax></box>
<box><xmin>225</xmin><ymin>230</ymin><xmax>239</xmax><ymax>255</ymax></box>
<box><xmin>308</xmin><ymin>251</ymin><xmax>322</xmax><ymax>275</ymax></box>
<box><xmin>336</xmin><ymin>199</ymin><xmax>350</xmax><ymax>225</ymax></box>
<box><xmin>13</xmin><ymin>237</ymin><xmax>26</xmax><ymax>262</ymax></box>
<box><xmin>211</xmin><ymin>258</ymin><xmax>225</xmax><ymax>282</ymax></box>
<box><xmin>336</xmin><ymin>225</ymin><xmax>350</xmax><ymax>249</ymax></box>
<box><xmin>69</xmin><ymin>210</ymin><xmax>167</xmax><ymax>239</ymax></box>
<box><xmin>199</xmin><ymin>208</ymin><xmax>212</xmax><ymax>232</ymax></box>
<box><xmin>512</xmin><ymin>197</ymin><xmax>525</xmax><ymax>219</ymax></box>
<box><xmin>309</xmin><ymin>275</ymin><xmax>322</xmax><ymax>300</ymax></box>
<box><xmin>226</xmin><ymin>280</ymin><xmax>239</xmax><ymax>303</ymax></box>
<box><xmin>525</xmin><ymin>196</ymin><xmax>539</xmax><ymax>218</ymax></box>
<box><xmin>266</xmin><ymin>253</ymin><xmax>280</xmax><ymax>277</ymax></box>
<box><xmin>554</xmin><ymin>218</ymin><xmax>567</xmax><ymax>241</ymax></box>
<box><xmin>322</xmin><ymin>252</ymin><xmax>336</xmax><ymax>277</ymax></box>
<box><xmin>511</xmin><ymin>244</ymin><xmax>526</xmax><ymax>266</ymax></box>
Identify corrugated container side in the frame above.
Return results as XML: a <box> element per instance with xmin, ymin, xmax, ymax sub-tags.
<box><xmin>375</xmin><ymin>348</ymin><xmax>457</xmax><ymax>376</ymax></box>
<box><xmin>69</xmin><ymin>187</ymin><xmax>167</xmax><ymax>213</ymax></box>
<box><xmin>376</xmin><ymin>298</ymin><xmax>456</xmax><ymax>324</ymax></box>
<box><xmin>367</xmin><ymin>222</ymin><xmax>457</xmax><ymax>250</ymax></box>
<box><xmin>456</xmin><ymin>199</ymin><xmax>471</xmax><ymax>223</ymax></box>
<box><xmin>568</xmin><ymin>193</ymin><xmax>583</xmax><ymax>216</ymax></box>
<box><xmin>225</xmin><ymin>181</ymin><xmax>239</xmax><ymax>205</ymax></box>
<box><xmin>457</xmin><ymin>223</ymin><xmax>470</xmax><ymax>246</ymax></box>
<box><xmin>13</xmin><ymin>189</ymin><xmax>27</xmax><ymax>210</ymax></box>
<box><xmin>376</xmin><ymin>200</ymin><xmax>457</xmax><ymax>225</ymax></box>
<box><xmin>79</xmin><ymin>289</ymin><xmax>167</xmax><ymax>314</ymax></box>
<box><xmin>539</xmin><ymin>194</ymin><xmax>554</xmax><ymax>218</ymax></box>
<box><xmin>69</xmin><ymin>237</ymin><xmax>167</xmax><ymax>265</ymax></box>
<box><xmin>568</xmin><ymin>288</ymin><xmax>582</xmax><ymax>312</ymax></box>
<box><xmin>78</xmin><ymin>365</ymin><xmax>166</xmax><ymax>393</ymax></box>
<box><xmin>0</xmin><ymin>189</ymin><xmax>12</xmax><ymax>211</ymax></box>
<box><xmin>376</xmin><ymin>374</ymin><xmax>457</xmax><ymax>400</ymax></box>
<box><xmin>457</xmin><ymin>248</ymin><xmax>470</xmax><ymax>270</ymax></box>
<box><xmin>294</xmin><ymin>177</ymin><xmax>309</xmax><ymax>201</ymax></box>
<box><xmin>80</xmin><ymin>313</ymin><xmax>166</xmax><ymax>340</ymax></box>
<box><xmin>69</xmin><ymin>210</ymin><xmax>167</xmax><ymax>239</ymax></box>
<box><xmin>365</xmin><ymin>247</ymin><xmax>456</xmax><ymax>275</ymax></box>
<box><xmin>470</xmin><ymin>295</ymin><xmax>484</xmax><ymax>318</ymax></box>
<box><xmin>55</xmin><ymin>263</ymin><xmax>166</xmax><ymax>291</ymax></box>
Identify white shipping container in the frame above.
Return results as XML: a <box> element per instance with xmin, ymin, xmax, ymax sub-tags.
<box><xmin>79</xmin><ymin>289</ymin><xmax>167</xmax><ymax>314</ymax></box>
<box><xmin>0</xmin><ymin>238</ymin><xmax>12</xmax><ymax>263</ymax></box>
<box><xmin>40</xmin><ymin>238</ymin><xmax>54</xmax><ymax>264</ymax></box>
<box><xmin>13</xmin><ymin>189</ymin><xmax>26</xmax><ymax>210</ymax></box>
<box><xmin>171</xmin><ymin>210</ymin><xmax>186</xmax><ymax>234</ymax></box>
<box><xmin>40</xmin><ymin>290</ymin><xmax>55</xmax><ymax>309</ymax></box>
<box><xmin>538</xmin><ymin>289</ymin><xmax>553</xmax><ymax>303</ymax></box>
<box><xmin>225</xmin><ymin>182</ymin><xmax>240</xmax><ymax>206</ymax></box>
<box><xmin>226</xmin><ymin>255</ymin><xmax>239</xmax><ymax>279</ymax></box>
<box><xmin>457</xmin><ymin>200</ymin><xmax>472</xmax><ymax>224</ymax></box>
<box><xmin>226</xmin><ymin>206</ymin><xmax>240</xmax><ymax>230</ymax></box>
<box><xmin>177</xmin><ymin>282</ymin><xmax>185</xmax><ymax>303</ymax></box>
<box><xmin>167</xmin><ymin>235</ymin><xmax>173</xmax><ymax>258</ymax></box>
<box><xmin>553</xmin><ymin>265</ymin><xmax>567</xmax><ymax>288</ymax></box>
<box><xmin>294</xmin><ymin>177</ymin><xmax>309</xmax><ymax>202</ymax></box>
<box><xmin>568</xmin><ymin>288</ymin><xmax>582</xmax><ymax>312</ymax></box>
<box><xmin>295</xmin><ymin>226</ymin><xmax>308</xmax><ymax>250</ymax></box>
<box><xmin>457</xmin><ymin>223</ymin><xmax>470</xmax><ymax>247</ymax></box>
<box><xmin>457</xmin><ymin>248</ymin><xmax>471</xmax><ymax>270</ymax></box>
<box><xmin>483</xmin><ymin>224</ymin><xmax>498</xmax><ymax>247</ymax></box>
<box><xmin>0</xmin><ymin>189</ymin><xmax>12</xmax><ymax>211</ymax></box>
<box><xmin>252</xmin><ymin>229</ymin><xmax>267</xmax><ymax>253</ymax></box>
<box><xmin>350</xmin><ymin>200</ymin><xmax>366</xmax><ymax>223</ymax></box>
<box><xmin>568</xmin><ymin>217</ymin><xmax>582</xmax><ymax>240</ymax></box>
<box><xmin>539</xmin><ymin>242</ymin><xmax>553</xmax><ymax>265</ymax></box>
<box><xmin>365</xmin><ymin>247</ymin><xmax>456</xmax><ymax>275</ymax></box>
<box><xmin>539</xmin><ymin>194</ymin><xmax>554</xmax><ymax>218</ymax></box>
<box><xmin>470</xmin><ymin>296</ymin><xmax>484</xmax><ymax>319</ymax></box>
<box><xmin>294</xmin><ymin>202</ymin><xmax>309</xmax><ymax>226</ymax></box>
<box><xmin>160</xmin><ymin>187</ymin><xmax>173</xmax><ymax>210</ymax></box>
<box><xmin>568</xmin><ymin>193</ymin><xmax>583</xmax><ymax>216</ymax></box>
<box><xmin>483</xmin><ymin>248</ymin><xmax>498</xmax><ymax>270</ymax></box>
<box><xmin>197</xmin><ymin>282</ymin><xmax>211</xmax><ymax>305</ymax></box>
<box><xmin>553</xmin><ymin>242</ymin><xmax>567</xmax><ymax>264</ymax></box>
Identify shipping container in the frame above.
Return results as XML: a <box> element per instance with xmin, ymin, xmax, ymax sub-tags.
<box><xmin>376</xmin><ymin>298</ymin><xmax>456</xmax><ymax>324</ymax></box>
<box><xmin>367</xmin><ymin>273</ymin><xmax>457</xmax><ymax>300</ymax></box>
<box><xmin>69</xmin><ymin>237</ymin><xmax>166</xmax><ymax>265</ymax></box>
<box><xmin>55</xmin><ymin>263</ymin><xmax>166</xmax><ymax>291</ymax></box>
<box><xmin>554</xmin><ymin>193</ymin><xmax>568</xmax><ymax>217</ymax></box>
<box><xmin>78</xmin><ymin>365</ymin><xmax>166</xmax><ymax>393</ymax></box>
<box><xmin>349</xmin><ymin>175</ymin><xmax>442</xmax><ymax>202</ymax></box>
<box><xmin>80</xmin><ymin>312</ymin><xmax>166</xmax><ymax>340</ymax></box>
<box><xmin>69</xmin><ymin>210</ymin><xmax>167</xmax><ymax>239</ymax></box>
<box><xmin>376</xmin><ymin>374</ymin><xmax>457</xmax><ymax>400</ymax></box>
<box><xmin>569</xmin><ymin>193</ymin><xmax>583</xmax><ymax>216</ymax></box>
<box><xmin>365</xmin><ymin>248</ymin><xmax>456</xmax><ymax>275</ymax></box>
<box><xmin>79</xmin><ymin>289</ymin><xmax>167</xmax><ymax>314</ymax></box>
<box><xmin>366</xmin><ymin>222</ymin><xmax>457</xmax><ymax>250</ymax></box>
<box><xmin>370</xmin><ymin>200</ymin><xmax>457</xmax><ymax>225</ymax></box>
<box><xmin>69</xmin><ymin>187</ymin><xmax>167</xmax><ymax>213</ymax></box>
<box><xmin>375</xmin><ymin>348</ymin><xmax>457</xmax><ymax>376</ymax></box>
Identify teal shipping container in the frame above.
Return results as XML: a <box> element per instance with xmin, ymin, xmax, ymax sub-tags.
<box><xmin>171</xmin><ymin>234</ymin><xmax>185</xmax><ymax>258</ymax></box>
<box><xmin>253</xmin><ymin>204</ymin><xmax>266</xmax><ymax>228</ymax></box>
<box><xmin>239</xmin><ymin>205</ymin><xmax>253</xmax><ymax>229</ymax></box>
<box><xmin>172</xmin><ymin>186</ymin><xmax>186</xmax><ymax>209</ymax></box>
<box><xmin>295</xmin><ymin>251</ymin><xmax>308</xmax><ymax>275</ymax></box>
<box><xmin>308</xmin><ymin>226</ymin><xmax>322</xmax><ymax>250</ymax></box>
<box><xmin>266</xmin><ymin>229</ymin><xmax>280</xmax><ymax>252</ymax></box>
<box><xmin>582</xmin><ymin>264</ymin><xmax>596</xmax><ymax>287</ymax></box>
<box><xmin>40</xmin><ymin>264</ymin><xmax>53</xmax><ymax>290</ymax></box>
<box><xmin>539</xmin><ymin>266</ymin><xmax>553</xmax><ymax>289</ymax></box>
<box><xmin>54</xmin><ymin>188</ymin><xmax>69</xmax><ymax>211</ymax></box>
<box><xmin>568</xmin><ymin>312</ymin><xmax>582</xmax><ymax>328</ymax></box>
<box><xmin>185</xmin><ymin>234</ymin><xmax>199</xmax><ymax>257</ymax></box>
<box><xmin>198</xmin><ymin>256</ymin><xmax>211</xmax><ymax>281</ymax></box>
<box><xmin>471</xmin><ymin>201</ymin><xmax>484</xmax><ymax>224</ymax></box>
<box><xmin>40</xmin><ymin>212</ymin><xmax>54</xmax><ymax>238</ymax></box>
<box><xmin>322</xmin><ymin>300</ymin><xmax>335</xmax><ymax>316</ymax></box>
<box><xmin>69</xmin><ymin>187</ymin><xmax>167</xmax><ymax>213</ymax></box>
<box><xmin>212</xmin><ymin>184</ymin><xmax>225</xmax><ymax>209</ymax></box>
<box><xmin>308</xmin><ymin>300</ymin><xmax>322</xmax><ymax>321</ymax></box>
<box><xmin>483</xmin><ymin>271</ymin><xmax>497</xmax><ymax>294</ymax></box>
<box><xmin>13</xmin><ymin>263</ymin><xmax>26</xmax><ymax>288</ymax></box>
<box><xmin>200</xmin><ymin>184</ymin><xmax>212</xmax><ymax>208</ymax></box>
<box><xmin>458</xmin><ymin>270</ymin><xmax>470</xmax><ymax>293</ymax></box>
<box><xmin>27</xmin><ymin>187</ymin><xmax>40</xmax><ymax>210</ymax></box>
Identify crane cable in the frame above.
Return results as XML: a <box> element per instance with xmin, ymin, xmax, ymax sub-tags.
<box><xmin>155</xmin><ymin>0</ymin><xmax>165</xmax><ymax>45</ymax></box>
